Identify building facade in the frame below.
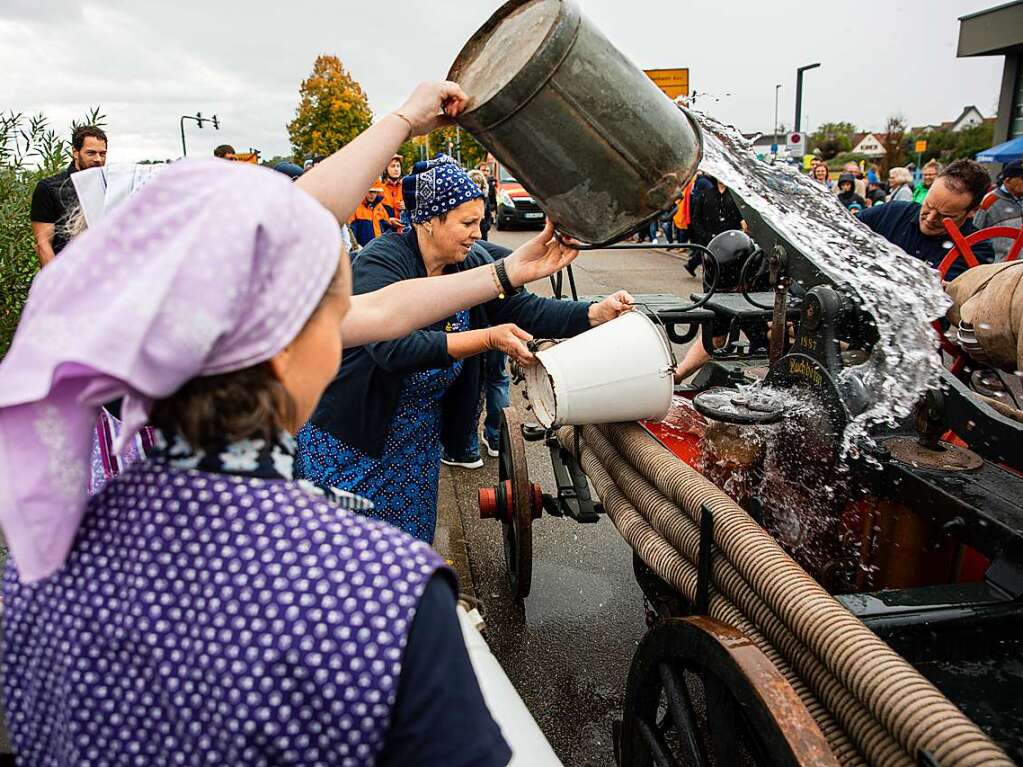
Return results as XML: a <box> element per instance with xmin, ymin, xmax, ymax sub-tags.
<box><xmin>958</xmin><ymin>1</ymin><xmax>1023</xmax><ymax>143</ymax></box>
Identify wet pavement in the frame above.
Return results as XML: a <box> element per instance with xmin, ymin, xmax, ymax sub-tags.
<box><xmin>438</xmin><ymin>230</ymin><xmax>701</xmax><ymax>766</ymax></box>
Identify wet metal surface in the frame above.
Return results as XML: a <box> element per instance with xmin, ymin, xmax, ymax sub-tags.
<box><xmin>450</xmin><ymin>1</ymin><xmax>702</xmax><ymax>246</ymax></box>
<box><xmin>443</xmin><ymin>231</ymin><xmax>701</xmax><ymax>765</ymax></box>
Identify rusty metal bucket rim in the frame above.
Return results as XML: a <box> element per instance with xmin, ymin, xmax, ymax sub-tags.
<box><xmin>549</xmin><ymin>106</ymin><xmax>705</xmax><ymax>249</ymax></box>
<box><xmin>448</xmin><ymin>0</ymin><xmax>582</xmax><ymax>134</ymax></box>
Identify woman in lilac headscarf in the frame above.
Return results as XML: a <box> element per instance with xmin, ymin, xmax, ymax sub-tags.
<box><xmin>0</xmin><ymin>81</ymin><xmax>578</xmax><ymax>766</ymax></box>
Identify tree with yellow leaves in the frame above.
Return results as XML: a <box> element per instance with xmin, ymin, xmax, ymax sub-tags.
<box><xmin>288</xmin><ymin>55</ymin><xmax>372</xmax><ymax>160</ymax></box>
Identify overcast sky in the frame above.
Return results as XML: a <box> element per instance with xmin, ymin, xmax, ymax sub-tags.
<box><xmin>1</xmin><ymin>0</ymin><xmax>1006</xmax><ymax>162</ymax></box>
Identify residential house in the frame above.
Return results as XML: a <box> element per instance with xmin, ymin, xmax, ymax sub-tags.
<box><xmin>850</xmin><ymin>132</ymin><xmax>885</xmax><ymax>158</ymax></box>
<box><xmin>912</xmin><ymin>106</ymin><xmax>989</xmax><ymax>135</ymax></box>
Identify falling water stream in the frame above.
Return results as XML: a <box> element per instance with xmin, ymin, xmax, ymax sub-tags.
<box><xmin>693</xmin><ymin>112</ymin><xmax>952</xmax><ymax>455</ymax></box>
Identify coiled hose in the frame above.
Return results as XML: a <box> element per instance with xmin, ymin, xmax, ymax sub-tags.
<box><xmin>564</xmin><ymin>425</ymin><xmax>908</xmax><ymax>767</ymax></box>
<box><xmin>557</xmin><ymin>427</ymin><xmax>862</xmax><ymax>765</ymax></box>
<box><xmin>559</xmin><ymin>422</ymin><xmax>1012</xmax><ymax>766</ymax></box>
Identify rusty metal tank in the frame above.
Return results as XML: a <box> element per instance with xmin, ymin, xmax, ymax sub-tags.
<box><xmin>448</xmin><ymin>0</ymin><xmax>702</xmax><ymax>246</ymax></box>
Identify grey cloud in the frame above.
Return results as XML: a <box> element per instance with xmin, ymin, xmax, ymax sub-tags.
<box><xmin>3</xmin><ymin>0</ymin><xmax>1006</xmax><ymax>162</ymax></box>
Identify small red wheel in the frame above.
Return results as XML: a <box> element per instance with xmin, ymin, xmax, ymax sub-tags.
<box><xmin>474</xmin><ymin>407</ymin><xmax>543</xmax><ymax>599</ymax></box>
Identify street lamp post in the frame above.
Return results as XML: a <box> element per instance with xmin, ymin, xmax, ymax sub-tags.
<box><xmin>774</xmin><ymin>84</ymin><xmax>782</xmax><ymax>146</ymax></box>
<box><xmin>179</xmin><ymin>112</ymin><xmax>220</xmax><ymax>157</ymax></box>
<box><xmin>793</xmin><ymin>63</ymin><xmax>820</xmax><ymax>133</ymax></box>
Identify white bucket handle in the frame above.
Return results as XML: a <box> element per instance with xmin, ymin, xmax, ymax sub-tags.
<box><xmin>624</xmin><ymin>302</ymin><xmax>679</xmax><ymax>369</ymax></box>
<box><xmin>527</xmin><ymin>307</ymin><xmax>678</xmax><ymax>375</ymax></box>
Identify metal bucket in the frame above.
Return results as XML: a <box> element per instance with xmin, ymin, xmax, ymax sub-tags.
<box><xmin>448</xmin><ymin>0</ymin><xmax>702</xmax><ymax>247</ymax></box>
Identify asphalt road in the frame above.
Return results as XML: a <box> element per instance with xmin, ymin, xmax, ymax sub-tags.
<box><xmin>440</xmin><ymin>228</ymin><xmax>702</xmax><ymax>767</ymax></box>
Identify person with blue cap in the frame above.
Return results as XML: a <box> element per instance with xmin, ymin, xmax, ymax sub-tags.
<box><xmin>295</xmin><ymin>153</ymin><xmax>634</xmax><ymax>542</ymax></box>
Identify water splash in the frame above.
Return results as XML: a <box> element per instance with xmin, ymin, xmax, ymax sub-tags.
<box><xmin>693</xmin><ymin>113</ymin><xmax>951</xmax><ymax>453</ymax></box>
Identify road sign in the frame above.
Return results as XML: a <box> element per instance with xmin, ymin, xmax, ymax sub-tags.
<box><xmin>915</xmin><ymin>139</ymin><xmax>927</xmax><ymax>153</ymax></box>
<box><xmin>644</xmin><ymin>68</ymin><xmax>689</xmax><ymax>100</ymax></box>
<box><xmin>787</xmin><ymin>131</ymin><xmax>805</xmax><ymax>157</ymax></box>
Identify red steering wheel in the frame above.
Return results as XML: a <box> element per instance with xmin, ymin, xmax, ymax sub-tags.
<box><xmin>935</xmin><ymin>220</ymin><xmax>1023</xmax><ymax>377</ymax></box>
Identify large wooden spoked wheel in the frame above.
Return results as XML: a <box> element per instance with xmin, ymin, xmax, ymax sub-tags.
<box><xmin>617</xmin><ymin>617</ymin><xmax>838</xmax><ymax>767</ymax></box>
<box><xmin>498</xmin><ymin>406</ymin><xmax>533</xmax><ymax>600</ymax></box>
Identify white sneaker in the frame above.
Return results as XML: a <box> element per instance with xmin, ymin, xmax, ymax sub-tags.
<box><xmin>481</xmin><ymin>434</ymin><xmax>500</xmax><ymax>458</ymax></box>
<box><xmin>441</xmin><ymin>453</ymin><xmax>484</xmax><ymax>469</ymax></box>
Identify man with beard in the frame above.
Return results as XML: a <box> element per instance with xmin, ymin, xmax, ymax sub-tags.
<box><xmin>30</xmin><ymin>125</ymin><xmax>108</xmax><ymax>265</ymax></box>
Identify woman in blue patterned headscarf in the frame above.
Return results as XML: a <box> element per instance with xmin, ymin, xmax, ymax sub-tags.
<box><xmin>296</xmin><ymin>155</ymin><xmax>634</xmax><ymax>542</ymax></box>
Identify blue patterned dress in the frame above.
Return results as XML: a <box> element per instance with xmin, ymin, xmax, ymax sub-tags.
<box><xmin>296</xmin><ymin>310</ymin><xmax>469</xmax><ymax>543</ymax></box>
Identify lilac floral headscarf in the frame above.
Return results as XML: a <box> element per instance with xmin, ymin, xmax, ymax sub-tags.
<box><xmin>0</xmin><ymin>159</ymin><xmax>341</xmax><ymax>581</ymax></box>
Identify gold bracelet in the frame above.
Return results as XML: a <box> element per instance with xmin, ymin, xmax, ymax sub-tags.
<box><xmin>490</xmin><ymin>263</ymin><xmax>506</xmax><ymax>299</ymax></box>
<box><xmin>391</xmin><ymin>111</ymin><xmax>414</xmax><ymax>137</ymax></box>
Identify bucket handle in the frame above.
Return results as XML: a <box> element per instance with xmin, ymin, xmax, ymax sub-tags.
<box><xmin>527</xmin><ymin>307</ymin><xmax>678</xmax><ymax>378</ymax></box>
<box><xmin>622</xmin><ymin>301</ymin><xmax>679</xmax><ymax>374</ymax></box>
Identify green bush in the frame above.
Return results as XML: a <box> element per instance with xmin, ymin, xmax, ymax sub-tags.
<box><xmin>826</xmin><ymin>152</ymin><xmax>873</xmax><ymax>170</ymax></box>
<box><xmin>0</xmin><ymin>108</ymin><xmax>104</xmax><ymax>359</ymax></box>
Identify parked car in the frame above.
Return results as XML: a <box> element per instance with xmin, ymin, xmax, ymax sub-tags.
<box><xmin>494</xmin><ymin>165</ymin><xmax>546</xmax><ymax>230</ymax></box>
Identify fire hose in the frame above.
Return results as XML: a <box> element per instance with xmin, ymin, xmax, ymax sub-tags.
<box><xmin>557</xmin><ymin>423</ymin><xmax>1012</xmax><ymax>767</ymax></box>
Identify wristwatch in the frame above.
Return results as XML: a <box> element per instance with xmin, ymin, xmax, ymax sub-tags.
<box><xmin>494</xmin><ymin>258</ymin><xmax>522</xmax><ymax>298</ymax></box>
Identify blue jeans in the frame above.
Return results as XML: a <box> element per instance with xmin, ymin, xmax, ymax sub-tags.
<box><xmin>649</xmin><ymin>220</ymin><xmax>673</xmax><ymax>242</ymax></box>
<box><xmin>469</xmin><ymin>351</ymin><xmax>510</xmax><ymax>453</ymax></box>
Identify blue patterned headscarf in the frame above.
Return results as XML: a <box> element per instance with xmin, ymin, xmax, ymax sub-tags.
<box><xmin>402</xmin><ymin>154</ymin><xmax>484</xmax><ymax>224</ymax></box>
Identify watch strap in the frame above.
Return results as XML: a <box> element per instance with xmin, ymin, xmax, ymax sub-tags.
<box><xmin>494</xmin><ymin>258</ymin><xmax>521</xmax><ymax>297</ymax></box>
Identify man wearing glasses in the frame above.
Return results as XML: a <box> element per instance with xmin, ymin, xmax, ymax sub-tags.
<box><xmin>858</xmin><ymin>159</ymin><xmax>993</xmax><ymax>279</ymax></box>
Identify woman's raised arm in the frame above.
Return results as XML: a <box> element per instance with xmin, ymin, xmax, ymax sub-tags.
<box><xmin>297</xmin><ymin>81</ymin><xmax>467</xmax><ymax>223</ymax></box>
<box><xmin>341</xmin><ymin>221</ymin><xmax>579</xmax><ymax>346</ymax></box>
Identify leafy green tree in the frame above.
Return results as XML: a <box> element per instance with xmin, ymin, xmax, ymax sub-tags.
<box><xmin>396</xmin><ymin>138</ymin><xmax>423</xmax><ymax>172</ymax></box>
<box><xmin>395</xmin><ymin>127</ymin><xmax>488</xmax><ymax>174</ymax></box>
<box><xmin>904</xmin><ymin>121</ymin><xmax>994</xmax><ymax>166</ymax></box>
<box><xmin>809</xmin><ymin>121</ymin><xmax>856</xmax><ymax>160</ymax></box>
<box><xmin>428</xmin><ymin>125</ymin><xmax>488</xmax><ymax>168</ymax></box>
<box><xmin>1</xmin><ymin>107</ymin><xmax>105</xmax><ymax>359</ymax></box>
<box><xmin>288</xmin><ymin>55</ymin><xmax>373</xmax><ymax>161</ymax></box>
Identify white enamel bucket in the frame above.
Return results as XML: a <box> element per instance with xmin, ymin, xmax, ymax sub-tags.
<box><xmin>524</xmin><ymin>311</ymin><xmax>674</xmax><ymax>428</ymax></box>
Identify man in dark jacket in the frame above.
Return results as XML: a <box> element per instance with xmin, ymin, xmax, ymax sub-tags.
<box><xmin>686</xmin><ymin>175</ymin><xmax>745</xmax><ymax>276</ymax></box>
<box><xmin>858</xmin><ymin>159</ymin><xmax>993</xmax><ymax>279</ymax></box>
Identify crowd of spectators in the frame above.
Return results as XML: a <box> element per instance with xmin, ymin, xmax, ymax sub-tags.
<box><xmin>809</xmin><ymin>157</ymin><xmax>950</xmax><ymax>215</ymax></box>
